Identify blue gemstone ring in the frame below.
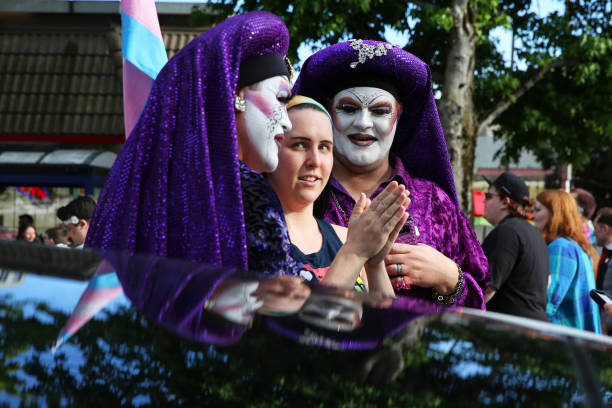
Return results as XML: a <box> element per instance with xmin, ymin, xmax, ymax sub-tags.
<box><xmin>397</xmin><ymin>264</ymin><xmax>402</xmax><ymax>277</ymax></box>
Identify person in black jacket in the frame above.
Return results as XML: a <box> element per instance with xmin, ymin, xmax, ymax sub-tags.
<box><xmin>594</xmin><ymin>207</ymin><xmax>612</xmax><ymax>333</ymax></box>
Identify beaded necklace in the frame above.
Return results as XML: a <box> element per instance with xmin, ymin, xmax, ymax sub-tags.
<box><xmin>330</xmin><ymin>189</ymin><xmax>350</xmax><ymax>225</ymax></box>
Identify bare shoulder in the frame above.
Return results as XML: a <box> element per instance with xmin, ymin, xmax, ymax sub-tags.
<box><xmin>331</xmin><ymin>224</ymin><xmax>348</xmax><ymax>243</ymax></box>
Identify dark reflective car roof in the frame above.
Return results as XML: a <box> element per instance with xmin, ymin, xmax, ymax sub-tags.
<box><xmin>1</xmin><ymin>242</ymin><xmax>611</xmax><ymax>407</ymax></box>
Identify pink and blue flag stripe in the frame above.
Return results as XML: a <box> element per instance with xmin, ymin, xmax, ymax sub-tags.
<box><xmin>54</xmin><ymin>0</ymin><xmax>168</xmax><ymax>353</ymax></box>
<box><xmin>121</xmin><ymin>0</ymin><xmax>168</xmax><ymax>138</ymax></box>
<box><xmin>53</xmin><ymin>262</ymin><xmax>123</xmax><ymax>353</ymax></box>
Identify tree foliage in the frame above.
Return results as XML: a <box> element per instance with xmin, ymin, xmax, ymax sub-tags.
<box><xmin>490</xmin><ymin>1</ymin><xmax>612</xmax><ymax>165</ymax></box>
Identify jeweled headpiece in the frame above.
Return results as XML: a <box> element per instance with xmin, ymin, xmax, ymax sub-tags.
<box><xmin>348</xmin><ymin>39</ymin><xmax>394</xmax><ymax>68</ymax></box>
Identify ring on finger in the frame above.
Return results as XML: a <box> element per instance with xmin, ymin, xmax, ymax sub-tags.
<box><xmin>397</xmin><ymin>263</ymin><xmax>402</xmax><ymax>277</ymax></box>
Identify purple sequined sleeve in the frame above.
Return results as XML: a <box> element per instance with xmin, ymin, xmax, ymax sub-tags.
<box><xmin>105</xmin><ymin>252</ymin><xmax>244</xmax><ymax>345</ymax></box>
<box><xmin>399</xmin><ymin>177</ymin><xmax>488</xmax><ymax>309</ymax></box>
<box><xmin>428</xmin><ymin>188</ymin><xmax>489</xmax><ymax>309</ymax></box>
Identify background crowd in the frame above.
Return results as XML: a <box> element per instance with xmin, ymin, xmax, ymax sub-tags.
<box><xmin>13</xmin><ymin>195</ymin><xmax>96</xmax><ymax>250</ymax></box>
<box><xmin>482</xmin><ymin>172</ymin><xmax>611</xmax><ymax>335</ymax></box>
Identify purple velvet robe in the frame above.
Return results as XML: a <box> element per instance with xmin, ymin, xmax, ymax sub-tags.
<box><xmin>323</xmin><ymin>156</ymin><xmax>488</xmax><ymax>309</ymax></box>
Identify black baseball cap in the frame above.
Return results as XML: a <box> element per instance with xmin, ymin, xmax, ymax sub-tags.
<box><xmin>57</xmin><ymin>196</ymin><xmax>97</xmax><ymax>222</ymax></box>
<box><xmin>485</xmin><ymin>172</ymin><xmax>530</xmax><ymax>205</ymax></box>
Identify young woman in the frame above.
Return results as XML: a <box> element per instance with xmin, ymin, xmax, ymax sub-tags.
<box><xmin>267</xmin><ymin>96</ymin><xmax>408</xmax><ymax>296</ymax></box>
<box><xmin>533</xmin><ymin>189</ymin><xmax>601</xmax><ymax>333</ymax></box>
<box><xmin>17</xmin><ymin>223</ymin><xmax>37</xmax><ymax>243</ymax></box>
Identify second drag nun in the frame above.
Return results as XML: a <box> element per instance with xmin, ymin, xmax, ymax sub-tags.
<box><xmin>293</xmin><ymin>40</ymin><xmax>489</xmax><ymax>308</ymax></box>
<box><xmin>84</xmin><ymin>12</ymin><xmax>303</xmax><ymax>343</ymax></box>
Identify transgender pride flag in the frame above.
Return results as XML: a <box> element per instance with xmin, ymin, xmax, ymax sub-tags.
<box><xmin>121</xmin><ymin>0</ymin><xmax>168</xmax><ymax>137</ymax></box>
<box><xmin>52</xmin><ymin>261</ymin><xmax>123</xmax><ymax>353</ymax></box>
<box><xmin>53</xmin><ymin>0</ymin><xmax>167</xmax><ymax>353</ymax></box>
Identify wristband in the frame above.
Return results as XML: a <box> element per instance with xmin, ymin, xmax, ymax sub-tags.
<box><xmin>432</xmin><ymin>263</ymin><xmax>464</xmax><ymax>305</ymax></box>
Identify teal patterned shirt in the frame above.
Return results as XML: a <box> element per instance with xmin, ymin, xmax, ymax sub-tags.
<box><xmin>546</xmin><ymin>237</ymin><xmax>601</xmax><ymax>333</ymax></box>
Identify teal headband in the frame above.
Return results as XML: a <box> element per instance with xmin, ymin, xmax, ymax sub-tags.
<box><xmin>286</xmin><ymin>95</ymin><xmax>332</xmax><ymax>123</ymax></box>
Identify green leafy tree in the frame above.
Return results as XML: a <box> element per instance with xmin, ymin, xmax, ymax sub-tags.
<box><xmin>192</xmin><ymin>0</ymin><xmax>611</xmax><ymax>212</ymax></box>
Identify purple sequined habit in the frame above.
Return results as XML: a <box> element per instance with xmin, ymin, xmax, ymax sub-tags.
<box><xmin>85</xmin><ymin>12</ymin><xmax>293</xmax><ymax>342</ymax></box>
<box><xmin>293</xmin><ymin>41</ymin><xmax>489</xmax><ymax>309</ymax></box>
<box><xmin>87</xmin><ymin>11</ymin><xmax>290</xmax><ymax>268</ymax></box>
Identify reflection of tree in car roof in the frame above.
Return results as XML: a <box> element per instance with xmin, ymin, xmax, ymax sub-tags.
<box><xmin>1</xmin><ymin>296</ymin><xmax>610</xmax><ymax>406</ymax></box>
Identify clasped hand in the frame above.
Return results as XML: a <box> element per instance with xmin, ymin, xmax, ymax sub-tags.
<box><xmin>385</xmin><ymin>243</ymin><xmax>459</xmax><ymax>295</ymax></box>
<box><xmin>344</xmin><ymin>181</ymin><xmax>409</xmax><ymax>262</ymax></box>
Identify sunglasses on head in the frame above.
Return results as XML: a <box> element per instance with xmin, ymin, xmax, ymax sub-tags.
<box><xmin>62</xmin><ymin>216</ymin><xmax>79</xmax><ymax>226</ymax></box>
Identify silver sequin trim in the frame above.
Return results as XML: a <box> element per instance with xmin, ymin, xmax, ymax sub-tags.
<box><xmin>349</xmin><ymin>39</ymin><xmax>393</xmax><ymax>69</ymax></box>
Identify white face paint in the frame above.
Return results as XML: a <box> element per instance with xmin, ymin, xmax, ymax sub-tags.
<box><xmin>240</xmin><ymin>76</ymin><xmax>292</xmax><ymax>172</ymax></box>
<box><xmin>331</xmin><ymin>87</ymin><xmax>401</xmax><ymax>167</ymax></box>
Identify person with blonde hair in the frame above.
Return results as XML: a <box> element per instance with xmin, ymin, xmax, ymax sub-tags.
<box><xmin>266</xmin><ymin>95</ymin><xmax>406</xmax><ymax>295</ymax></box>
<box><xmin>533</xmin><ymin>189</ymin><xmax>601</xmax><ymax>332</ymax></box>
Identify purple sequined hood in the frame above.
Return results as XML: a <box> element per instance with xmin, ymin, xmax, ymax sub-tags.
<box><xmin>86</xmin><ymin>11</ymin><xmax>290</xmax><ymax>269</ymax></box>
<box><xmin>293</xmin><ymin>40</ymin><xmax>457</xmax><ymax>204</ymax></box>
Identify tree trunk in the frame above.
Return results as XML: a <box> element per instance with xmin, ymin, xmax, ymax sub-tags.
<box><xmin>437</xmin><ymin>0</ymin><xmax>478</xmax><ymax>214</ymax></box>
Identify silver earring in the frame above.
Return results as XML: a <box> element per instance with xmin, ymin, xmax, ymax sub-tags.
<box><xmin>234</xmin><ymin>95</ymin><xmax>246</xmax><ymax>112</ymax></box>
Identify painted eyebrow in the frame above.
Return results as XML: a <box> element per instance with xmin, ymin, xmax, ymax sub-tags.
<box><xmin>345</xmin><ymin>90</ymin><xmax>365</xmax><ymax>103</ymax></box>
<box><xmin>335</xmin><ymin>96</ymin><xmax>360</xmax><ymax>105</ymax></box>
<box><xmin>369</xmin><ymin>101</ymin><xmax>394</xmax><ymax>108</ymax></box>
<box><xmin>367</xmin><ymin>93</ymin><xmax>395</xmax><ymax>104</ymax></box>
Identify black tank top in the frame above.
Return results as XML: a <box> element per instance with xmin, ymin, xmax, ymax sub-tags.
<box><xmin>290</xmin><ymin>219</ymin><xmax>366</xmax><ymax>292</ymax></box>
<box><xmin>291</xmin><ymin>218</ymin><xmax>342</xmax><ymax>282</ymax></box>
